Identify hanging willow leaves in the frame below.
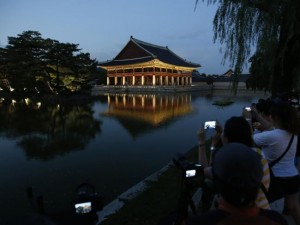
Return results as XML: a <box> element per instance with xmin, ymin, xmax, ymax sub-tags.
<box><xmin>195</xmin><ymin>0</ymin><xmax>300</xmax><ymax>93</ymax></box>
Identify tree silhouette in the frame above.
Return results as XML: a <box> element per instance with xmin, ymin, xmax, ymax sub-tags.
<box><xmin>0</xmin><ymin>31</ymin><xmax>105</xmax><ymax>95</ymax></box>
<box><xmin>196</xmin><ymin>0</ymin><xmax>300</xmax><ymax>93</ymax></box>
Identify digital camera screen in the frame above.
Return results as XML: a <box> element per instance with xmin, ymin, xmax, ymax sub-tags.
<box><xmin>186</xmin><ymin>169</ymin><xmax>196</xmax><ymax>177</ymax></box>
<box><xmin>75</xmin><ymin>201</ymin><xmax>92</xmax><ymax>214</ymax></box>
<box><xmin>204</xmin><ymin>121</ymin><xmax>216</xmax><ymax>129</ymax></box>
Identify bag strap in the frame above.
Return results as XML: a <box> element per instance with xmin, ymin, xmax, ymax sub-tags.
<box><xmin>261</xmin><ymin>134</ymin><xmax>294</xmax><ymax>196</ymax></box>
<box><xmin>269</xmin><ymin>134</ymin><xmax>294</xmax><ymax>168</ymax></box>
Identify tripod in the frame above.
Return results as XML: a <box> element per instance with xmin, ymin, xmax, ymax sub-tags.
<box><xmin>173</xmin><ymin>179</ymin><xmax>198</xmax><ymax>225</ymax></box>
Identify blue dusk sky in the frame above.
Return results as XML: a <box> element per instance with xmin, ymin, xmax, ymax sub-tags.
<box><xmin>0</xmin><ymin>0</ymin><xmax>246</xmax><ymax>75</ymax></box>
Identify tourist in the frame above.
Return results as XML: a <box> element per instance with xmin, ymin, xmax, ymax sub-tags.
<box><xmin>198</xmin><ymin>116</ymin><xmax>270</xmax><ymax>209</ymax></box>
<box><xmin>246</xmin><ymin>98</ymin><xmax>274</xmax><ymax>132</ymax></box>
<box><xmin>187</xmin><ymin>143</ymin><xmax>288</xmax><ymax>225</ymax></box>
<box><xmin>252</xmin><ymin>101</ymin><xmax>300</xmax><ymax>225</ymax></box>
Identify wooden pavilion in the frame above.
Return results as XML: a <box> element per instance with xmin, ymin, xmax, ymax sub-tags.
<box><xmin>98</xmin><ymin>36</ymin><xmax>201</xmax><ymax>86</ymax></box>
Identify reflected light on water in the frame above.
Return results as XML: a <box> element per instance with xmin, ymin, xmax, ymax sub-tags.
<box><xmin>0</xmin><ymin>91</ymin><xmax>267</xmax><ymax>219</ymax></box>
<box><xmin>24</xmin><ymin>98</ymin><xmax>30</xmax><ymax>105</ymax></box>
<box><xmin>102</xmin><ymin>93</ymin><xmax>193</xmax><ymax>126</ymax></box>
<box><xmin>37</xmin><ymin>102</ymin><xmax>42</xmax><ymax>109</ymax></box>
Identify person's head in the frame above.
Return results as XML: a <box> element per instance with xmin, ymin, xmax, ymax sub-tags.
<box><xmin>255</xmin><ymin>98</ymin><xmax>272</xmax><ymax>119</ymax></box>
<box><xmin>270</xmin><ymin>101</ymin><xmax>299</xmax><ymax>134</ymax></box>
<box><xmin>212</xmin><ymin>143</ymin><xmax>263</xmax><ymax>208</ymax></box>
<box><xmin>222</xmin><ymin>116</ymin><xmax>253</xmax><ymax>147</ymax></box>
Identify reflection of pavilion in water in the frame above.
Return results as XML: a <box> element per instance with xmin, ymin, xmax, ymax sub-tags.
<box><xmin>102</xmin><ymin>94</ymin><xmax>193</xmax><ymax>125</ymax></box>
<box><xmin>102</xmin><ymin>94</ymin><xmax>193</xmax><ymax>137</ymax></box>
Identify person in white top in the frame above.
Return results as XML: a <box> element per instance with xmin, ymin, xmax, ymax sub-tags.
<box><xmin>253</xmin><ymin>101</ymin><xmax>300</xmax><ymax>225</ymax></box>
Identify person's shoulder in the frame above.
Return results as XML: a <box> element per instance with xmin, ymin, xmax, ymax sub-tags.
<box><xmin>259</xmin><ymin>209</ymin><xmax>289</xmax><ymax>225</ymax></box>
<box><xmin>254</xmin><ymin>129</ymin><xmax>276</xmax><ymax>136</ymax></box>
<box><xmin>253</xmin><ymin>129</ymin><xmax>278</xmax><ymax>142</ymax></box>
<box><xmin>186</xmin><ymin>209</ymin><xmax>229</xmax><ymax>225</ymax></box>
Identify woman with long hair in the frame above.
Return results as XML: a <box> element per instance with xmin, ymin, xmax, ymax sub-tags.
<box><xmin>253</xmin><ymin>101</ymin><xmax>300</xmax><ymax>225</ymax></box>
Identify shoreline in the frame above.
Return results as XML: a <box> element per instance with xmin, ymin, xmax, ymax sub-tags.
<box><xmin>91</xmin><ymin>84</ymin><xmax>269</xmax><ymax>95</ymax></box>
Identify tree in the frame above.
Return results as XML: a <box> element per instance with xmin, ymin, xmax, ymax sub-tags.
<box><xmin>196</xmin><ymin>0</ymin><xmax>300</xmax><ymax>94</ymax></box>
<box><xmin>3</xmin><ymin>31</ymin><xmax>46</xmax><ymax>93</ymax></box>
<box><xmin>0</xmin><ymin>30</ymin><xmax>103</xmax><ymax>95</ymax></box>
<box><xmin>45</xmin><ymin>40</ymin><xmax>81</xmax><ymax>94</ymax></box>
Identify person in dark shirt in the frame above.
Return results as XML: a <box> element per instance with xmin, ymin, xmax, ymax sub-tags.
<box><xmin>187</xmin><ymin>143</ymin><xmax>288</xmax><ymax>225</ymax></box>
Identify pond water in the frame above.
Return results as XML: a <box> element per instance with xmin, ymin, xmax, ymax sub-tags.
<box><xmin>0</xmin><ymin>90</ymin><xmax>267</xmax><ymax>221</ymax></box>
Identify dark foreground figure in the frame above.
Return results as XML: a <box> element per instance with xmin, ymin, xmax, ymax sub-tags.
<box><xmin>186</xmin><ymin>143</ymin><xmax>288</xmax><ymax>225</ymax></box>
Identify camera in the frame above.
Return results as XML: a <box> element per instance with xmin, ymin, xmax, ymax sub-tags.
<box><xmin>204</xmin><ymin>121</ymin><xmax>216</xmax><ymax>129</ymax></box>
<box><xmin>172</xmin><ymin>154</ymin><xmax>205</xmax><ymax>224</ymax></box>
<box><xmin>72</xmin><ymin>183</ymin><xmax>103</xmax><ymax>215</ymax></box>
<box><xmin>173</xmin><ymin>154</ymin><xmax>204</xmax><ymax>183</ymax></box>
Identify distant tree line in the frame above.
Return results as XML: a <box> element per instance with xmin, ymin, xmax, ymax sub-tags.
<box><xmin>0</xmin><ymin>30</ymin><xmax>106</xmax><ymax>95</ymax></box>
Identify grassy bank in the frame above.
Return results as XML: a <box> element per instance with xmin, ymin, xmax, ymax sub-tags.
<box><xmin>99</xmin><ymin>145</ymin><xmax>200</xmax><ymax>225</ymax></box>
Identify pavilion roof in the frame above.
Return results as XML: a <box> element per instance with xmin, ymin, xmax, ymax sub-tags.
<box><xmin>99</xmin><ymin>36</ymin><xmax>201</xmax><ymax>68</ymax></box>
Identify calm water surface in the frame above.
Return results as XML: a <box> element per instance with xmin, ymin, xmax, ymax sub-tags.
<box><xmin>0</xmin><ymin>90</ymin><xmax>266</xmax><ymax>220</ymax></box>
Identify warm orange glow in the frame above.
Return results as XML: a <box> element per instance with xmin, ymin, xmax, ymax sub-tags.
<box><xmin>102</xmin><ymin>93</ymin><xmax>193</xmax><ymax>125</ymax></box>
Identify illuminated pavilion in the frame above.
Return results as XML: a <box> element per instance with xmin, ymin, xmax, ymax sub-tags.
<box><xmin>98</xmin><ymin>36</ymin><xmax>200</xmax><ymax>86</ymax></box>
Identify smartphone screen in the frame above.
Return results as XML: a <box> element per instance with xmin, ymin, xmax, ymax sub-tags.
<box><xmin>204</xmin><ymin>121</ymin><xmax>216</xmax><ymax>129</ymax></box>
<box><xmin>75</xmin><ymin>202</ymin><xmax>92</xmax><ymax>214</ymax></box>
<box><xmin>186</xmin><ymin>169</ymin><xmax>196</xmax><ymax>177</ymax></box>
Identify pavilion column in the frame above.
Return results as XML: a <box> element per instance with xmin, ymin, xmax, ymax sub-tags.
<box><xmin>122</xmin><ymin>77</ymin><xmax>126</xmax><ymax>85</ymax></box>
<box><xmin>114</xmin><ymin>77</ymin><xmax>118</xmax><ymax>85</ymax></box>
<box><xmin>189</xmin><ymin>77</ymin><xmax>192</xmax><ymax>85</ymax></box>
<box><xmin>165</xmin><ymin>76</ymin><xmax>169</xmax><ymax>85</ymax></box>
<box><xmin>177</xmin><ymin>77</ymin><xmax>180</xmax><ymax>85</ymax></box>
<box><xmin>171</xmin><ymin>76</ymin><xmax>174</xmax><ymax>85</ymax></box>
<box><xmin>152</xmin><ymin>75</ymin><xmax>156</xmax><ymax>85</ymax></box>
<box><xmin>160</xmin><ymin>76</ymin><xmax>163</xmax><ymax>85</ymax></box>
<box><xmin>186</xmin><ymin>77</ymin><xmax>189</xmax><ymax>85</ymax></box>
<box><xmin>141</xmin><ymin>76</ymin><xmax>145</xmax><ymax>86</ymax></box>
<box><xmin>107</xmin><ymin>77</ymin><xmax>110</xmax><ymax>85</ymax></box>
<box><xmin>132</xmin><ymin>76</ymin><xmax>135</xmax><ymax>85</ymax></box>
<box><xmin>181</xmin><ymin>77</ymin><xmax>184</xmax><ymax>85</ymax></box>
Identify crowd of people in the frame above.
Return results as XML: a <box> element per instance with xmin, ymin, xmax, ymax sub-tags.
<box><xmin>188</xmin><ymin>92</ymin><xmax>300</xmax><ymax>225</ymax></box>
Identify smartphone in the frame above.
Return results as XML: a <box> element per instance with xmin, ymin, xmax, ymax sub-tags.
<box><xmin>75</xmin><ymin>201</ymin><xmax>92</xmax><ymax>214</ymax></box>
<box><xmin>185</xmin><ymin>169</ymin><xmax>196</xmax><ymax>178</ymax></box>
<box><xmin>204</xmin><ymin>121</ymin><xmax>216</xmax><ymax>129</ymax></box>
<box><xmin>245</xmin><ymin>107</ymin><xmax>251</xmax><ymax>111</ymax></box>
